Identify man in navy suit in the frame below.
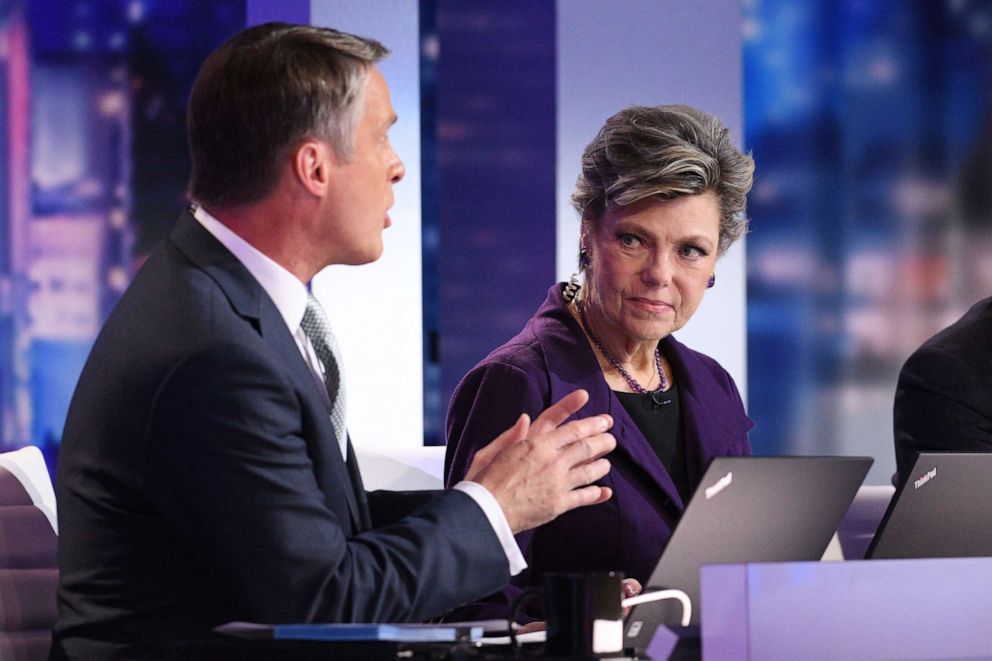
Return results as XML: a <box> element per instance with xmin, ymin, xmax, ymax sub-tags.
<box><xmin>51</xmin><ymin>23</ymin><xmax>616</xmax><ymax>659</ymax></box>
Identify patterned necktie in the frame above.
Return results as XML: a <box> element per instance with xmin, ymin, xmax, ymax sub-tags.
<box><xmin>300</xmin><ymin>292</ymin><xmax>347</xmax><ymax>452</ymax></box>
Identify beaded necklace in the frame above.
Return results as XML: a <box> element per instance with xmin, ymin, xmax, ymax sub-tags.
<box><xmin>575</xmin><ymin>298</ymin><xmax>669</xmax><ymax>399</ymax></box>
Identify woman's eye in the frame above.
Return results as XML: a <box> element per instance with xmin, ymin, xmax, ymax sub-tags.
<box><xmin>679</xmin><ymin>244</ymin><xmax>706</xmax><ymax>259</ymax></box>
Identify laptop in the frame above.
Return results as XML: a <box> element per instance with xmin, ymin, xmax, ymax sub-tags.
<box><xmin>624</xmin><ymin>455</ymin><xmax>872</xmax><ymax>649</ymax></box>
<box><xmin>866</xmin><ymin>452</ymin><xmax>992</xmax><ymax>560</ymax></box>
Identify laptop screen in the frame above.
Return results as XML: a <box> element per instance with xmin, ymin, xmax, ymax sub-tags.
<box><xmin>867</xmin><ymin>452</ymin><xmax>992</xmax><ymax>560</ymax></box>
<box><xmin>624</xmin><ymin>455</ymin><xmax>871</xmax><ymax>646</ymax></box>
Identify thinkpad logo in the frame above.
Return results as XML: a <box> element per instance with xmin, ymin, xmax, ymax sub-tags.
<box><xmin>914</xmin><ymin>466</ymin><xmax>936</xmax><ymax>490</ymax></box>
<box><xmin>704</xmin><ymin>471</ymin><xmax>733</xmax><ymax>499</ymax></box>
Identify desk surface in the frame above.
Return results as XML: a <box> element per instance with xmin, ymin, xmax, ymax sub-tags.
<box><xmin>172</xmin><ymin>635</ymin><xmax>694</xmax><ymax>660</ymax></box>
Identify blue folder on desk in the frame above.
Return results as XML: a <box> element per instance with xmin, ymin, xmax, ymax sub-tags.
<box><xmin>216</xmin><ymin>621</ymin><xmax>483</xmax><ymax>643</ymax></box>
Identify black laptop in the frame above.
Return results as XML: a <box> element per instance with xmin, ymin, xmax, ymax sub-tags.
<box><xmin>624</xmin><ymin>455</ymin><xmax>872</xmax><ymax>649</ymax></box>
<box><xmin>866</xmin><ymin>452</ymin><xmax>992</xmax><ymax>560</ymax></box>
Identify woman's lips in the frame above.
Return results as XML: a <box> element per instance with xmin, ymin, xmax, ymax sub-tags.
<box><xmin>628</xmin><ymin>297</ymin><xmax>673</xmax><ymax>314</ymax></box>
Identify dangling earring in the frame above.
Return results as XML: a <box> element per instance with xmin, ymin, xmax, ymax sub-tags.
<box><xmin>706</xmin><ymin>273</ymin><xmax>716</xmax><ymax>289</ymax></box>
<box><xmin>564</xmin><ymin>246</ymin><xmax>590</xmax><ymax>303</ymax></box>
<box><xmin>563</xmin><ymin>273</ymin><xmax>580</xmax><ymax>302</ymax></box>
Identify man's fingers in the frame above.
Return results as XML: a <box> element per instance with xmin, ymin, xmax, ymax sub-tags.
<box><xmin>465</xmin><ymin>413</ymin><xmax>530</xmax><ymax>482</ymax></box>
<box><xmin>494</xmin><ymin>412</ymin><xmax>530</xmax><ymax>451</ymax></box>
<box><xmin>487</xmin><ymin>412</ymin><xmax>530</xmax><ymax>454</ymax></box>
<box><xmin>553</xmin><ymin>426</ymin><xmax>617</xmax><ymax>469</ymax></box>
<box><xmin>564</xmin><ymin>485</ymin><xmax>613</xmax><ymax>512</ymax></box>
<box><xmin>566</xmin><ymin>455</ymin><xmax>612</xmax><ymax>490</ymax></box>
<box><xmin>530</xmin><ymin>389</ymin><xmax>590</xmax><ymax>435</ymax></box>
<box><xmin>543</xmin><ymin>414</ymin><xmax>613</xmax><ymax>452</ymax></box>
<box><xmin>478</xmin><ymin>402</ymin><xmax>618</xmax><ymax>532</ymax></box>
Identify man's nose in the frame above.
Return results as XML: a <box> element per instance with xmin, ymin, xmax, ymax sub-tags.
<box><xmin>390</xmin><ymin>151</ymin><xmax>405</xmax><ymax>184</ymax></box>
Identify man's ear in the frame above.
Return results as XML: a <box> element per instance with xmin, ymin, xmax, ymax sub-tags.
<box><xmin>292</xmin><ymin>139</ymin><xmax>335</xmax><ymax>197</ymax></box>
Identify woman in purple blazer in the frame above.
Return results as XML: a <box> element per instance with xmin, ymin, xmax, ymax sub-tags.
<box><xmin>444</xmin><ymin>105</ymin><xmax>755</xmax><ymax>620</ymax></box>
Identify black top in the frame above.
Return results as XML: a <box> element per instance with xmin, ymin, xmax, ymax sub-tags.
<box><xmin>615</xmin><ymin>385</ymin><xmax>690</xmax><ymax>505</ymax></box>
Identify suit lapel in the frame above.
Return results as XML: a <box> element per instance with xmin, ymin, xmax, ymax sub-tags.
<box><xmin>168</xmin><ymin>211</ymin><xmax>365</xmax><ymax>532</ymax></box>
<box><xmin>254</xmin><ymin>293</ymin><xmax>365</xmax><ymax>533</ymax></box>
<box><xmin>662</xmin><ymin>335</ymin><xmax>750</xmax><ymax>487</ymax></box>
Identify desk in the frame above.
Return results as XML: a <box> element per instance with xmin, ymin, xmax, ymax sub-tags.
<box><xmin>172</xmin><ymin>635</ymin><xmax>675</xmax><ymax>660</ymax></box>
<box><xmin>701</xmin><ymin>557</ymin><xmax>992</xmax><ymax>660</ymax></box>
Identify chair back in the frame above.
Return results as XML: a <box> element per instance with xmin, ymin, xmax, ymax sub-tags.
<box><xmin>356</xmin><ymin>445</ymin><xmax>445</xmax><ymax>491</ymax></box>
<box><xmin>0</xmin><ymin>447</ymin><xmax>58</xmax><ymax>661</ymax></box>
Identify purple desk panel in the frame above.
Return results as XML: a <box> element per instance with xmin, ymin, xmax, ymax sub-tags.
<box><xmin>701</xmin><ymin>558</ymin><xmax>992</xmax><ymax>660</ymax></box>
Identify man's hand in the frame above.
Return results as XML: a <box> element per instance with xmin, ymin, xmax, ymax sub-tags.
<box><xmin>467</xmin><ymin>389</ymin><xmax>616</xmax><ymax>533</ymax></box>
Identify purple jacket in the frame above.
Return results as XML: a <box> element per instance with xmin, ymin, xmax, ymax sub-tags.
<box><xmin>444</xmin><ymin>283</ymin><xmax>752</xmax><ymax>618</ymax></box>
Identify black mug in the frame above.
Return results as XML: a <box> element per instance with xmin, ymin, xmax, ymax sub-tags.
<box><xmin>544</xmin><ymin>571</ymin><xmax>623</xmax><ymax>657</ymax></box>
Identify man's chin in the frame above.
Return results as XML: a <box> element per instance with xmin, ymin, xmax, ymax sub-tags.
<box><xmin>345</xmin><ymin>245</ymin><xmax>385</xmax><ymax>266</ymax></box>
<box><xmin>320</xmin><ymin>240</ymin><xmax>385</xmax><ymax>268</ymax></box>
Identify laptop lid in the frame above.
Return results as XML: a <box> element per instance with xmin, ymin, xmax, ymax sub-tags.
<box><xmin>624</xmin><ymin>455</ymin><xmax>872</xmax><ymax>646</ymax></box>
<box><xmin>866</xmin><ymin>452</ymin><xmax>992</xmax><ymax>560</ymax></box>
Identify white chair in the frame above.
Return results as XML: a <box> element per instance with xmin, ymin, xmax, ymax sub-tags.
<box><xmin>0</xmin><ymin>445</ymin><xmax>59</xmax><ymax>661</ymax></box>
<box><xmin>356</xmin><ymin>445</ymin><xmax>446</xmax><ymax>491</ymax></box>
<box><xmin>0</xmin><ymin>446</ymin><xmax>56</xmax><ymax>533</ymax></box>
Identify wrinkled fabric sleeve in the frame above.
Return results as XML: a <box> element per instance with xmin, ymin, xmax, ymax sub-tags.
<box><xmin>443</xmin><ymin>357</ymin><xmax>551</xmax><ymax>621</ymax></box>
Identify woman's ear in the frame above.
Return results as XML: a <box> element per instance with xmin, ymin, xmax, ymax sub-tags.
<box><xmin>579</xmin><ymin>221</ymin><xmax>593</xmax><ymax>270</ymax></box>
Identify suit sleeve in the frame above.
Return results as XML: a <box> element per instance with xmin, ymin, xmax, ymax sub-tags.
<box><xmin>367</xmin><ymin>490</ymin><xmax>442</xmax><ymax>528</ymax></box>
<box><xmin>443</xmin><ymin>358</ymin><xmax>550</xmax><ymax>620</ymax></box>
<box><xmin>894</xmin><ymin>345</ymin><xmax>992</xmax><ymax>486</ymax></box>
<box><xmin>144</xmin><ymin>342</ymin><xmax>508</xmax><ymax>624</ymax></box>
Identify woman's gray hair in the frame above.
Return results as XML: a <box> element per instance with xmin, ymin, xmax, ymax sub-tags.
<box><xmin>571</xmin><ymin>104</ymin><xmax>754</xmax><ymax>254</ymax></box>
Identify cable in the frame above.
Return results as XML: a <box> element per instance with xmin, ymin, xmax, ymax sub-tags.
<box><xmin>622</xmin><ymin>589</ymin><xmax>692</xmax><ymax>627</ymax></box>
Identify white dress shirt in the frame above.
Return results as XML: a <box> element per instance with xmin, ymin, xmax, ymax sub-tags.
<box><xmin>191</xmin><ymin>204</ymin><xmax>526</xmax><ymax>576</ymax></box>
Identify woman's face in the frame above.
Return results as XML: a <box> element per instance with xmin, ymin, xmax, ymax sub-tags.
<box><xmin>584</xmin><ymin>192</ymin><xmax>720</xmax><ymax>344</ymax></box>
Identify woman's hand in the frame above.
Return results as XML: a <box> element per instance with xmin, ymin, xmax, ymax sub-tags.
<box><xmin>512</xmin><ymin>576</ymin><xmax>643</xmax><ymax>636</ymax></box>
<box><xmin>621</xmin><ymin>578</ymin><xmax>642</xmax><ymax>617</ymax></box>
<box><xmin>516</xmin><ymin>620</ymin><xmax>546</xmax><ymax>634</ymax></box>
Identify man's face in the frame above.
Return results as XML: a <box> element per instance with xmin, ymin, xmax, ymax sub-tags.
<box><xmin>318</xmin><ymin>67</ymin><xmax>405</xmax><ymax>266</ymax></box>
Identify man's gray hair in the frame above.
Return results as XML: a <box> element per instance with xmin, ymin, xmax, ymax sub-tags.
<box><xmin>571</xmin><ymin>104</ymin><xmax>754</xmax><ymax>254</ymax></box>
<box><xmin>188</xmin><ymin>23</ymin><xmax>388</xmax><ymax>208</ymax></box>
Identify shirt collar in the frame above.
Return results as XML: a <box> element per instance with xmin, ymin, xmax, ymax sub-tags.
<box><xmin>190</xmin><ymin>203</ymin><xmax>308</xmax><ymax>333</ymax></box>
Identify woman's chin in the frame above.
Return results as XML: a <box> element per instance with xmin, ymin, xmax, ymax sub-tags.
<box><xmin>617</xmin><ymin>321</ymin><xmax>676</xmax><ymax>343</ymax></box>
